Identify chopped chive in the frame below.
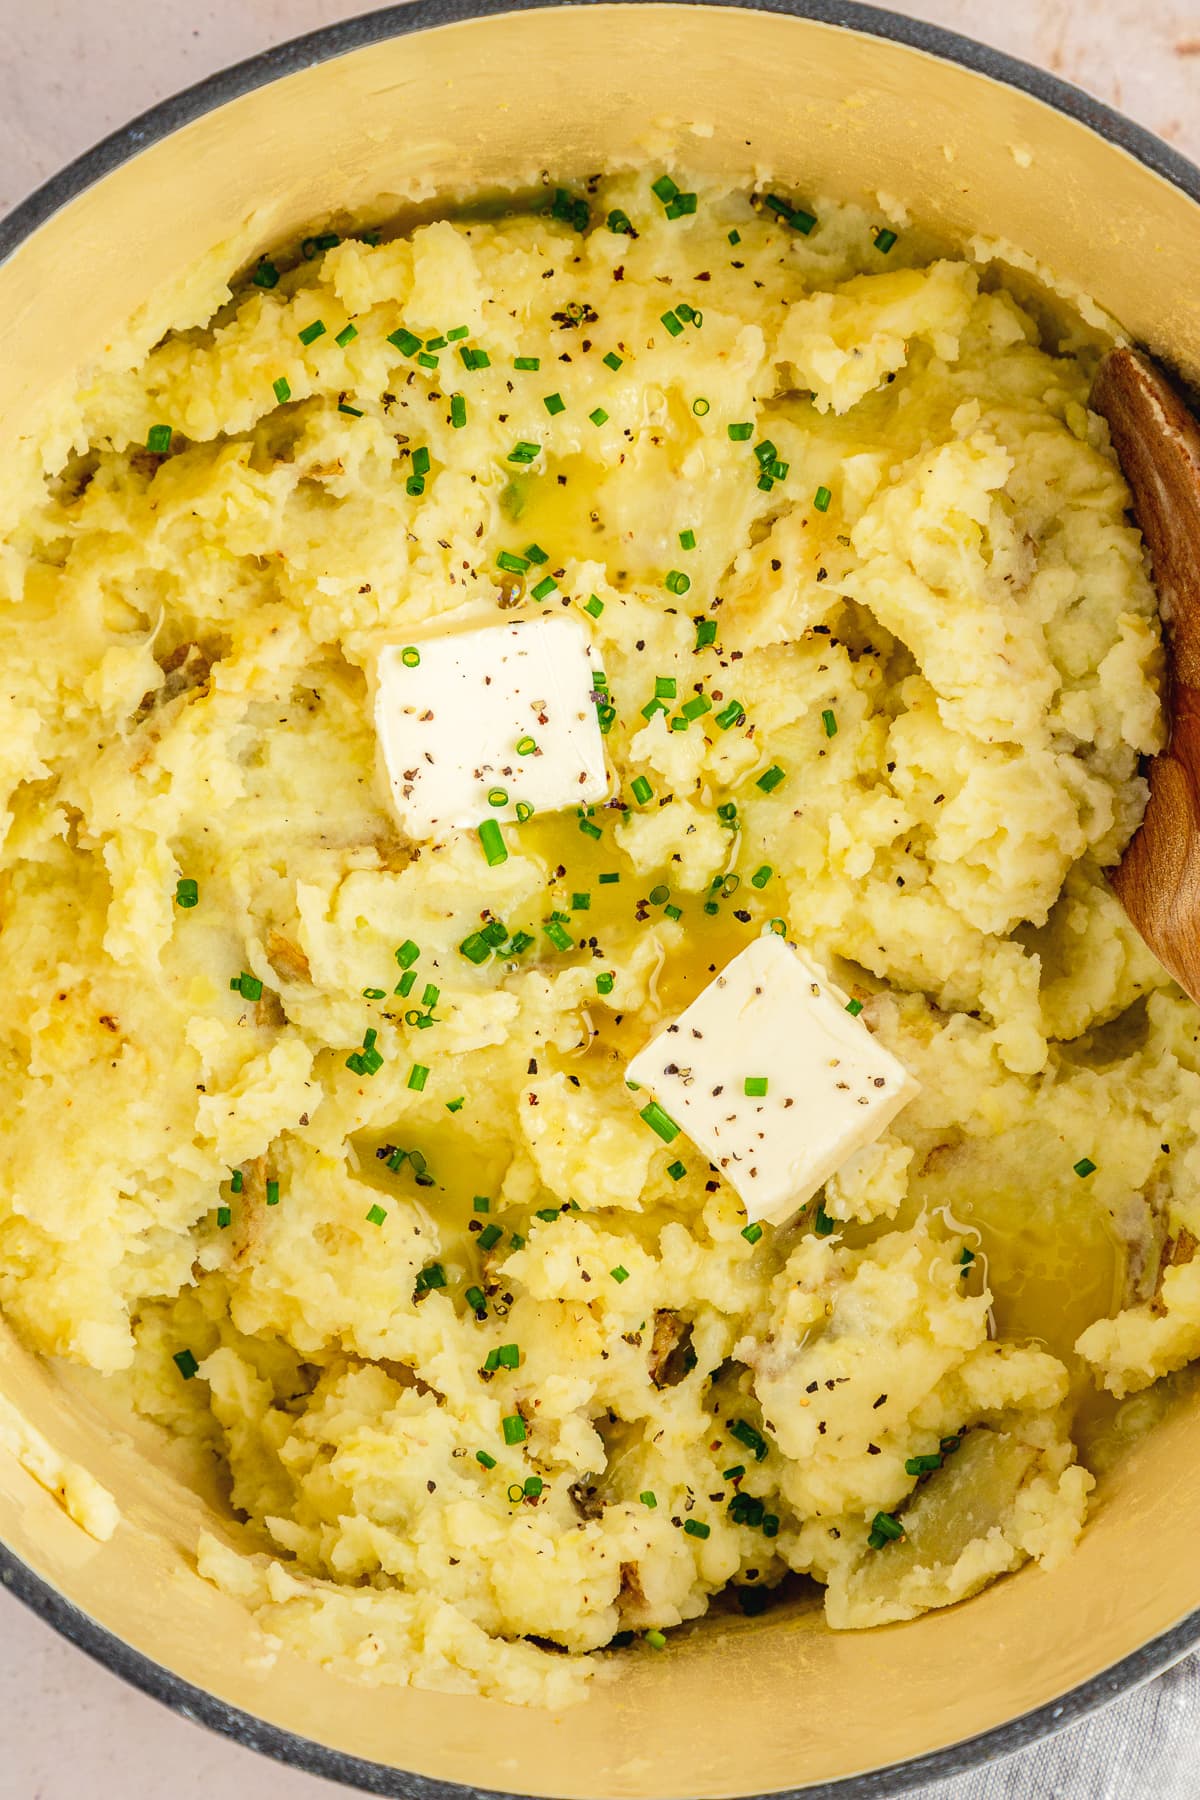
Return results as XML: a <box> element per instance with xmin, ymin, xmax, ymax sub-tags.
<box><xmin>388</xmin><ymin>327</ymin><xmax>421</xmax><ymax>356</ymax></box>
<box><xmin>425</xmin><ymin>336</ymin><xmax>448</xmax><ymax>352</ymax></box>
<box><xmin>446</xmin><ymin>325</ymin><xmax>470</xmax><ymax>341</ymax></box>
<box><xmin>868</xmin><ymin>1511</ymin><xmax>904</xmax><ymax>1547</ymax></box>
<box><xmin>681</xmin><ymin>694</ymin><xmax>711</xmax><ymax>721</ymax></box>
<box><xmin>692</xmin><ymin>397</ymin><xmax>710</xmax><ymax>416</ymax></box>
<box><xmin>462</xmin><ymin>346</ymin><xmax>491</xmax><ymax>370</ymax></box>
<box><xmin>583</xmin><ymin>594</ymin><xmax>604</xmax><ymax>618</ymax></box>
<box><xmin>497</xmin><ymin>550</ymin><xmax>530</xmax><ymax>574</ymax></box>
<box><xmin>667</xmin><ymin>1160</ymin><xmax>686</xmax><ymax>1182</ymax></box>
<box><xmin>514</xmin><ymin>355</ymin><xmax>541</xmax><ymax>371</ymax></box>
<box><xmin>395</xmin><ymin>939</ymin><xmax>420</xmax><ymax>968</ymax></box>
<box><xmin>421</xmin><ymin>983</ymin><xmax>440</xmax><ymax>1008</ymax></box>
<box><xmin>571</xmin><ymin>891</ymin><xmax>591</xmax><ymax>911</ymax></box>
<box><xmin>507</xmin><ymin>441</ymin><xmax>541</xmax><ymax>464</ymax></box>
<box><xmin>603</xmin><ymin>350</ymin><xmax>624</xmax><ymax>371</ymax></box>
<box><xmin>642</xmin><ymin>699</ymin><xmax>667</xmax><ymax>721</ymax></box>
<box><xmin>332</xmin><ymin>323</ymin><xmax>358</xmax><ymax>349</ymax></box>
<box><xmin>678</xmin><ymin>529</ymin><xmax>696</xmax><ymax>550</ymax></box>
<box><xmin>446</xmin><ymin>1096</ymin><xmax>465</xmax><ymax>1113</ymax></box>
<box><xmin>730</xmin><ymin>1420</ymin><xmax>769</xmax><ymax>1461</ymax></box>
<box><xmin>655</xmin><ymin>676</ymin><xmax>677</xmax><ymax>699</ymax></box>
<box><xmin>754</xmin><ymin>439</ymin><xmax>777</xmax><ymax>467</ymax></box>
<box><xmin>266</xmin><ymin>1180</ymin><xmax>280</xmax><ymax>1206</ymax></box>
<box><xmin>1074</xmin><ymin>1157</ymin><xmax>1097</xmax><ymax>1178</ymax></box>
<box><xmin>272</xmin><ymin>376</ymin><xmax>291</xmax><ymax>403</ymax></box>
<box><xmin>474</xmin><ymin>1195</ymin><xmax>491</xmax><ymax>1213</ymax></box>
<box><xmin>695</xmin><ymin>618</ymin><xmax>717</xmax><ymax>649</ymax></box>
<box><xmin>252</xmin><ymin>259</ymin><xmax>280</xmax><ymax>289</ymax></box>
<box><xmin>652</xmin><ymin>174</ymin><xmax>680</xmax><ymax>203</ymax></box>
<box><xmin>630</xmin><ymin>775</ymin><xmax>653</xmax><ymax>805</ymax></box>
<box><xmin>598</xmin><ymin>871</ymin><xmax>620</xmax><ymax>884</ymax></box>
<box><xmin>365</xmin><ymin>1202</ymin><xmax>387</xmax><ymax>1227</ymax></box>
<box><xmin>230</xmin><ymin>971</ymin><xmax>263</xmax><ymax>1002</ymax></box>
<box><xmin>173</xmin><ymin>1349</ymin><xmax>199</xmax><ymax>1380</ymax></box>
<box><xmin>814</xmin><ymin>1204</ymin><xmax>835</xmax><ymax>1237</ymax></box>
<box><xmin>536</xmin><ymin>1206</ymin><xmax>560</xmax><ymax>1222</ymax></box>
<box><xmin>523</xmin><ymin>1475</ymin><xmax>543</xmax><ymax>1499</ymax></box>
<box><xmin>596</xmin><ymin>971</ymin><xmax>615</xmax><ymax>995</ymax></box>
<box><xmin>683</xmin><ymin>1519</ymin><xmax>710</xmax><ymax>1540</ymax></box>
<box><xmin>715</xmin><ymin>699</ymin><xmax>745</xmax><ymax>729</ymax></box>
<box><xmin>544</xmin><ymin>392</ymin><xmax>566</xmax><ymax>415</ymax></box>
<box><xmin>578</xmin><ymin>816</ymin><xmax>602</xmax><ymax>840</ymax></box>
<box><xmin>750</xmin><ymin>865</ymin><xmax>773</xmax><ymax>889</ymax></box>
<box><xmin>845</xmin><ymin>998</ymin><xmax>864</xmax><ymax>1016</ymax></box>
<box><xmin>649</xmin><ymin>884</ymin><xmax>670</xmax><ymax>905</ymax></box>
<box><xmin>514</xmin><ymin>803</ymin><xmax>535</xmax><ymax>826</ymax></box>
<box><xmin>146</xmin><ymin>423</ymin><xmax>173</xmax><ymax>455</ymax></box>
<box><xmin>814</xmin><ymin>485</ymin><xmax>832</xmax><ymax>512</ymax></box>
<box><xmin>822</xmin><ymin>709</ymin><xmax>838</xmax><ymax>738</ymax></box>
<box><xmin>476</xmin><ymin>1449</ymin><xmax>497</xmax><ymax>1469</ymax></box>
<box><xmin>502</xmin><ymin>1414</ymin><xmax>526</xmax><ymax>1445</ymax></box>
<box><xmin>396</xmin><ymin>970</ymin><xmax>417</xmax><ymax>997</ymax></box>
<box><xmin>666</xmin><ymin>193</ymin><xmax>698</xmax><ymax>219</ymax></box>
<box><xmin>230</xmin><ymin>1170</ymin><xmax>244</xmax><ymax>1194</ymax></box>
<box><xmin>874</xmin><ymin>227</ymin><xmax>898</xmax><ymax>253</ymax></box>
<box><xmin>665</xmin><ymin>570</ymin><xmax>691</xmax><ymax>595</ymax></box>
<box><xmin>589</xmin><ymin>407</ymin><xmax>609</xmax><ymax>426</ymax></box>
<box><xmin>728</xmin><ymin>422</ymin><xmax>753</xmax><ymax>441</ymax></box>
<box><xmin>645</xmin><ymin>1628</ymin><xmax>667</xmax><ymax>1651</ymax></box>
<box><xmin>498</xmin><ymin>1343</ymin><xmax>520</xmax><ymax>1368</ymax></box>
<box><xmin>417</xmin><ymin>352</ymin><xmax>439</xmax><ymax>370</ymax></box>
<box><xmin>670</xmin><ymin>717</ymin><xmax>689</xmax><ymax>733</ymax></box>
<box><xmin>450</xmin><ymin>393</ymin><xmax>467</xmax><ymax>428</ymax></box>
<box><xmin>741</xmin><ymin>1222</ymin><xmax>764</xmax><ymax>1244</ymax></box>
<box><xmin>756</xmin><ymin>765</ymin><xmax>785</xmax><ymax>794</ymax></box>
<box><xmin>465</xmin><ymin>1286</ymin><xmax>487</xmax><ymax>1312</ymax></box>
<box><xmin>610</xmin><ymin>1265</ymin><xmax>630</xmax><ymax>1284</ymax></box>
<box><xmin>406</xmin><ymin>476</ymin><xmax>426</xmax><ymax>497</ymax></box>
<box><xmin>417</xmin><ymin>1261</ymin><xmax>446</xmax><ymax>1291</ymax></box>
<box><xmin>337</xmin><ymin>401</ymin><xmax>364</xmax><ymax>417</ymax></box>
<box><xmin>483</xmin><ymin>1348</ymin><xmax>501</xmax><ymax>1372</ymax></box>
<box><xmin>607</xmin><ymin>208</ymin><xmax>635</xmax><ymax>235</ymax></box>
<box><xmin>477</xmin><ymin>819</ymin><xmax>508</xmax><ymax>866</ymax></box>
<box><xmin>408</xmin><ymin>1063</ymin><xmax>429</xmax><ymax>1091</ymax></box>
<box><xmin>543</xmin><ymin>919</ymin><xmax>573</xmax><ymax>952</ymax></box>
<box><xmin>479</xmin><ymin>1224</ymin><xmax>503</xmax><ymax>1253</ymax></box>
<box><xmin>298</xmin><ymin>320</ymin><xmax>326</xmax><ymax>346</ymax></box>
<box><xmin>175</xmin><ymin>877</ymin><xmax>199</xmax><ymax>908</ymax></box>
<box><xmin>216</xmin><ymin>1205</ymin><xmax>231</xmax><ymax>1228</ymax></box>
<box><xmin>640</xmin><ymin>1490</ymin><xmax>658</xmax><ymax>1508</ymax></box>
<box><xmin>411</xmin><ymin>446</ymin><xmax>431</xmax><ymax>477</ymax></box>
<box><xmin>660</xmin><ymin>310</ymin><xmax>684</xmax><ymax>338</ymax></box>
<box><xmin>487</xmin><ymin>787</ymin><xmax>509</xmax><ymax>809</ymax></box>
<box><xmin>517</xmin><ymin>739</ymin><xmax>537</xmax><ymax>761</ymax></box>
<box><xmin>744</xmin><ymin>1077</ymin><xmax>768</xmax><ymax>1098</ymax></box>
<box><xmin>362</xmin><ymin>986</ymin><xmax>386</xmax><ymax>1000</ymax></box>
<box><xmin>640</xmin><ymin>1101</ymin><xmax>681</xmax><ymax>1144</ymax></box>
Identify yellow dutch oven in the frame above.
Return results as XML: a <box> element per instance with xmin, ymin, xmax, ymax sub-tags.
<box><xmin>1</xmin><ymin>4</ymin><xmax>1198</xmax><ymax>1794</ymax></box>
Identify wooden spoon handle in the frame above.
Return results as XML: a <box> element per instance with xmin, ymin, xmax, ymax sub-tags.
<box><xmin>1095</xmin><ymin>347</ymin><xmax>1200</xmax><ymax>1002</ymax></box>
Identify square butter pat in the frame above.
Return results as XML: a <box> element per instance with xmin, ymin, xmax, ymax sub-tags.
<box><xmin>626</xmin><ymin>934</ymin><xmax>919</xmax><ymax>1225</ymax></box>
<box><xmin>376</xmin><ymin>615</ymin><xmax>608</xmax><ymax>838</ymax></box>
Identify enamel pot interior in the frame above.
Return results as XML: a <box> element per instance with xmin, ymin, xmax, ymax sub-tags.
<box><xmin>1</xmin><ymin>5</ymin><xmax>1199</xmax><ymax>1796</ymax></box>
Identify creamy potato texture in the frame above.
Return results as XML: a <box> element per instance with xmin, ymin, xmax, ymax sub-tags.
<box><xmin>1</xmin><ymin>171</ymin><xmax>1196</xmax><ymax>1706</ymax></box>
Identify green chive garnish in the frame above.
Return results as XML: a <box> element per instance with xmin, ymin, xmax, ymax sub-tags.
<box><xmin>583</xmin><ymin>594</ymin><xmax>604</xmax><ymax>618</ymax></box>
<box><xmin>589</xmin><ymin>407</ymin><xmax>609</xmax><ymax>426</ymax></box>
<box><xmin>715</xmin><ymin>699</ymin><xmax>745</xmax><ymax>729</ymax></box>
<box><xmin>173</xmin><ymin>1349</ymin><xmax>199</xmax><ymax>1380</ymax></box>
<box><xmin>741</xmin><ymin>1223</ymin><xmax>763</xmax><ymax>1244</ymax></box>
<box><xmin>474</xmin><ymin>1196</ymin><xmax>491</xmax><ymax>1213</ymax></box>
<box><xmin>603</xmin><ymin>351</ymin><xmax>624</xmax><ymax>371</ymax></box>
<box><xmin>465</xmin><ymin>1286</ymin><xmax>486</xmax><ymax>1312</ymax></box>
<box><xmin>874</xmin><ymin>227</ymin><xmax>898</xmax><ymax>253</ymax></box>
<box><xmin>544</xmin><ymin>392</ymin><xmax>566</xmax><ymax>415</ymax></box>
<box><xmin>652</xmin><ymin>175</ymin><xmax>680</xmax><ymax>203</ymax></box>
<box><xmin>640</xmin><ymin>1491</ymin><xmax>658</xmax><ymax>1508</ymax></box>
<box><xmin>683</xmin><ymin>1519</ymin><xmax>710</xmax><ymax>1539</ymax></box>
<box><xmin>365</xmin><ymin>1203</ymin><xmax>387</xmax><ymax>1227</ymax></box>
<box><xmin>845</xmin><ymin>998</ymin><xmax>864</xmax><ymax>1016</ymax></box>
<box><xmin>607</xmin><ymin>209</ymin><xmax>634</xmax><ymax>236</ymax></box>
<box><xmin>216</xmin><ymin>1205</ymin><xmax>231</xmax><ymax>1228</ymax></box>
<box><xmin>408</xmin><ymin>1063</ymin><xmax>429</xmax><ymax>1091</ymax></box>
<box><xmin>230</xmin><ymin>971</ymin><xmax>263</xmax><ymax>1002</ymax></box>
<box><xmin>335</xmin><ymin>323</ymin><xmax>358</xmax><ymax>348</ymax></box>
<box><xmin>502</xmin><ymin>1414</ymin><xmax>526</xmax><ymax>1445</ymax></box>
<box><xmin>814</xmin><ymin>485</ymin><xmax>832</xmax><ymax>512</ymax></box>
<box><xmin>660</xmin><ymin>310</ymin><xmax>685</xmax><ymax>338</ymax></box>
<box><xmin>388</xmin><ymin>327</ymin><xmax>421</xmax><ymax>356</ymax></box>
<box><xmin>514</xmin><ymin>355</ymin><xmax>541</xmax><ymax>371</ymax></box>
<box><xmin>822</xmin><ymin>709</ymin><xmax>838</xmax><ymax>738</ymax></box>
<box><xmin>272</xmin><ymin>376</ymin><xmax>291</xmax><ymax>403</ymax></box>
<box><xmin>298</xmin><ymin>320</ymin><xmax>326</xmax><ymax>346</ymax></box>
<box><xmin>610</xmin><ymin>1265</ymin><xmax>630</xmax><ymax>1283</ymax></box>
<box><xmin>750</xmin><ymin>865</ymin><xmax>773</xmax><ymax>889</ymax></box>
<box><xmin>744</xmin><ymin>1077</ymin><xmax>768</xmax><ymax>1098</ymax></box>
<box><xmin>667</xmin><ymin>1160</ymin><xmax>686</xmax><ymax>1181</ymax></box>
<box><xmin>756</xmin><ymin>765</ymin><xmax>785</xmax><ymax>794</ymax></box>
<box><xmin>478</xmin><ymin>1223</ymin><xmax>502</xmax><ymax>1251</ymax></box>
<box><xmin>530</xmin><ymin>575</ymin><xmax>557</xmax><ymax>601</ymax></box>
<box><xmin>692</xmin><ymin>397</ymin><xmax>710</xmax><ymax>415</ymax></box>
<box><xmin>868</xmin><ymin>1511</ymin><xmax>904</xmax><ymax>1548</ymax></box>
<box><xmin>814</xmin><ymin>1204</ymin><xmax>835</xmax><ymax>1237</ymax></box>
<box><xmin>596</xmin><ymin>971</ymin><xmax>615</xmax><ymax>995</ymax></box>
<box><xmin>265</xmin><ymin>1179</ymin><xmax>279</xmax><ymax>1206</ymax></box>
<box><xmin>507</xmin><ymin>441</ymin><xmax>541</xmax><ymax>464</ymax></box>
<box><xmin>728</xmin><ymin>422</ymin><xmax>753</xmax><ymax>441</ymax></box>
<box><xmin>695</xmin><ymin>618</ymin><xmax>717</xmax><ymax>649</ymax></box>
<box><xmin>477</xmin><ymin>819</ymin><xmax>508</xmax><ymax>866</ymax></box>
<box><xmin>631</xmin><ymin>776</ymin><xmax>653</xmax><ymax>805</ymax></box>
<box><xmin>1074</xmin><ymin>1157</ymin><xmax>1097</xmax><ymax>1178</ymax></box>
<box><xmin>640</xmin><ymin>1101</ymin><xmax>681</xmax><ymax>1144</ymax></box>
<box><xmin>665</xmin><ymin>570</ymin><xmax>690</xmax><ymax>595</ymax></box>
<box><xmin>646</xmin><ymin>1629</ymin><xmax>667</xmax><ymax>1651</ymax></box>
<box><xmin>175</xmin><ymin>877</ymin><xmax>199</xmax><ymax>908</ymax></box>
<box><xmin>476</xmin><ymin>1449</ymin><xmax>497</xmax><ymax>1469</ymax></box>
<box><xmin>679</xmin><ymin>529</ymin><xmax>696</xmax><ymax>550</ymax></box>
<box><xmin>146</xmin><ymin>423</ymin><xmax>173</xmax><ymax>455</ymax></box>
<box><xmin>252</xmin><ymin>260</ymin><xmax>280</xmax><ymax>289</ymax></box>
<box><xmin>450</xmin><ymin>393</ymin><xmax>467</xmax><ymax>428</ymax></box>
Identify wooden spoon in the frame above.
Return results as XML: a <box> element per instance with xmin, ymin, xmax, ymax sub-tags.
<box><xmin>1093</xmin><ymin>346</ymin><xmax>1200</xmax><ymax>1003</ymax></box>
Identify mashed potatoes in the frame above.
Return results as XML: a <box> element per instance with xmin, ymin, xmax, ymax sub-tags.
<box><xmin>0</xmin><ymin>170</ymin><xmax>1196</xmax><ymax>1706</ymax></box>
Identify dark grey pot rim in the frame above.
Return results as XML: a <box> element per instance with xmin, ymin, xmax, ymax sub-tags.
<box><xmin>2</xmin><ymin>1</ymin><xmax>1199</xmax><ymax>1795</ymax></box>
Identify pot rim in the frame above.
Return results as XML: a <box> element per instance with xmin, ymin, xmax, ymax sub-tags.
<box><xmin>2</xmin><ymin>2</ymin><xmax>1199</xmax><ymax>1795</ymax></box>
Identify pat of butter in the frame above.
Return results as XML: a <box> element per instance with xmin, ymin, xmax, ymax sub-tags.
<box><xmin>376</xmin><ymin>615</ymin><xmax>608</xmax><ymax>838</ymax></box>
<box><xmin>626</xmin><ymin>934</ymin><xmax>919</xmax><ymax>1225</ymax></box>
